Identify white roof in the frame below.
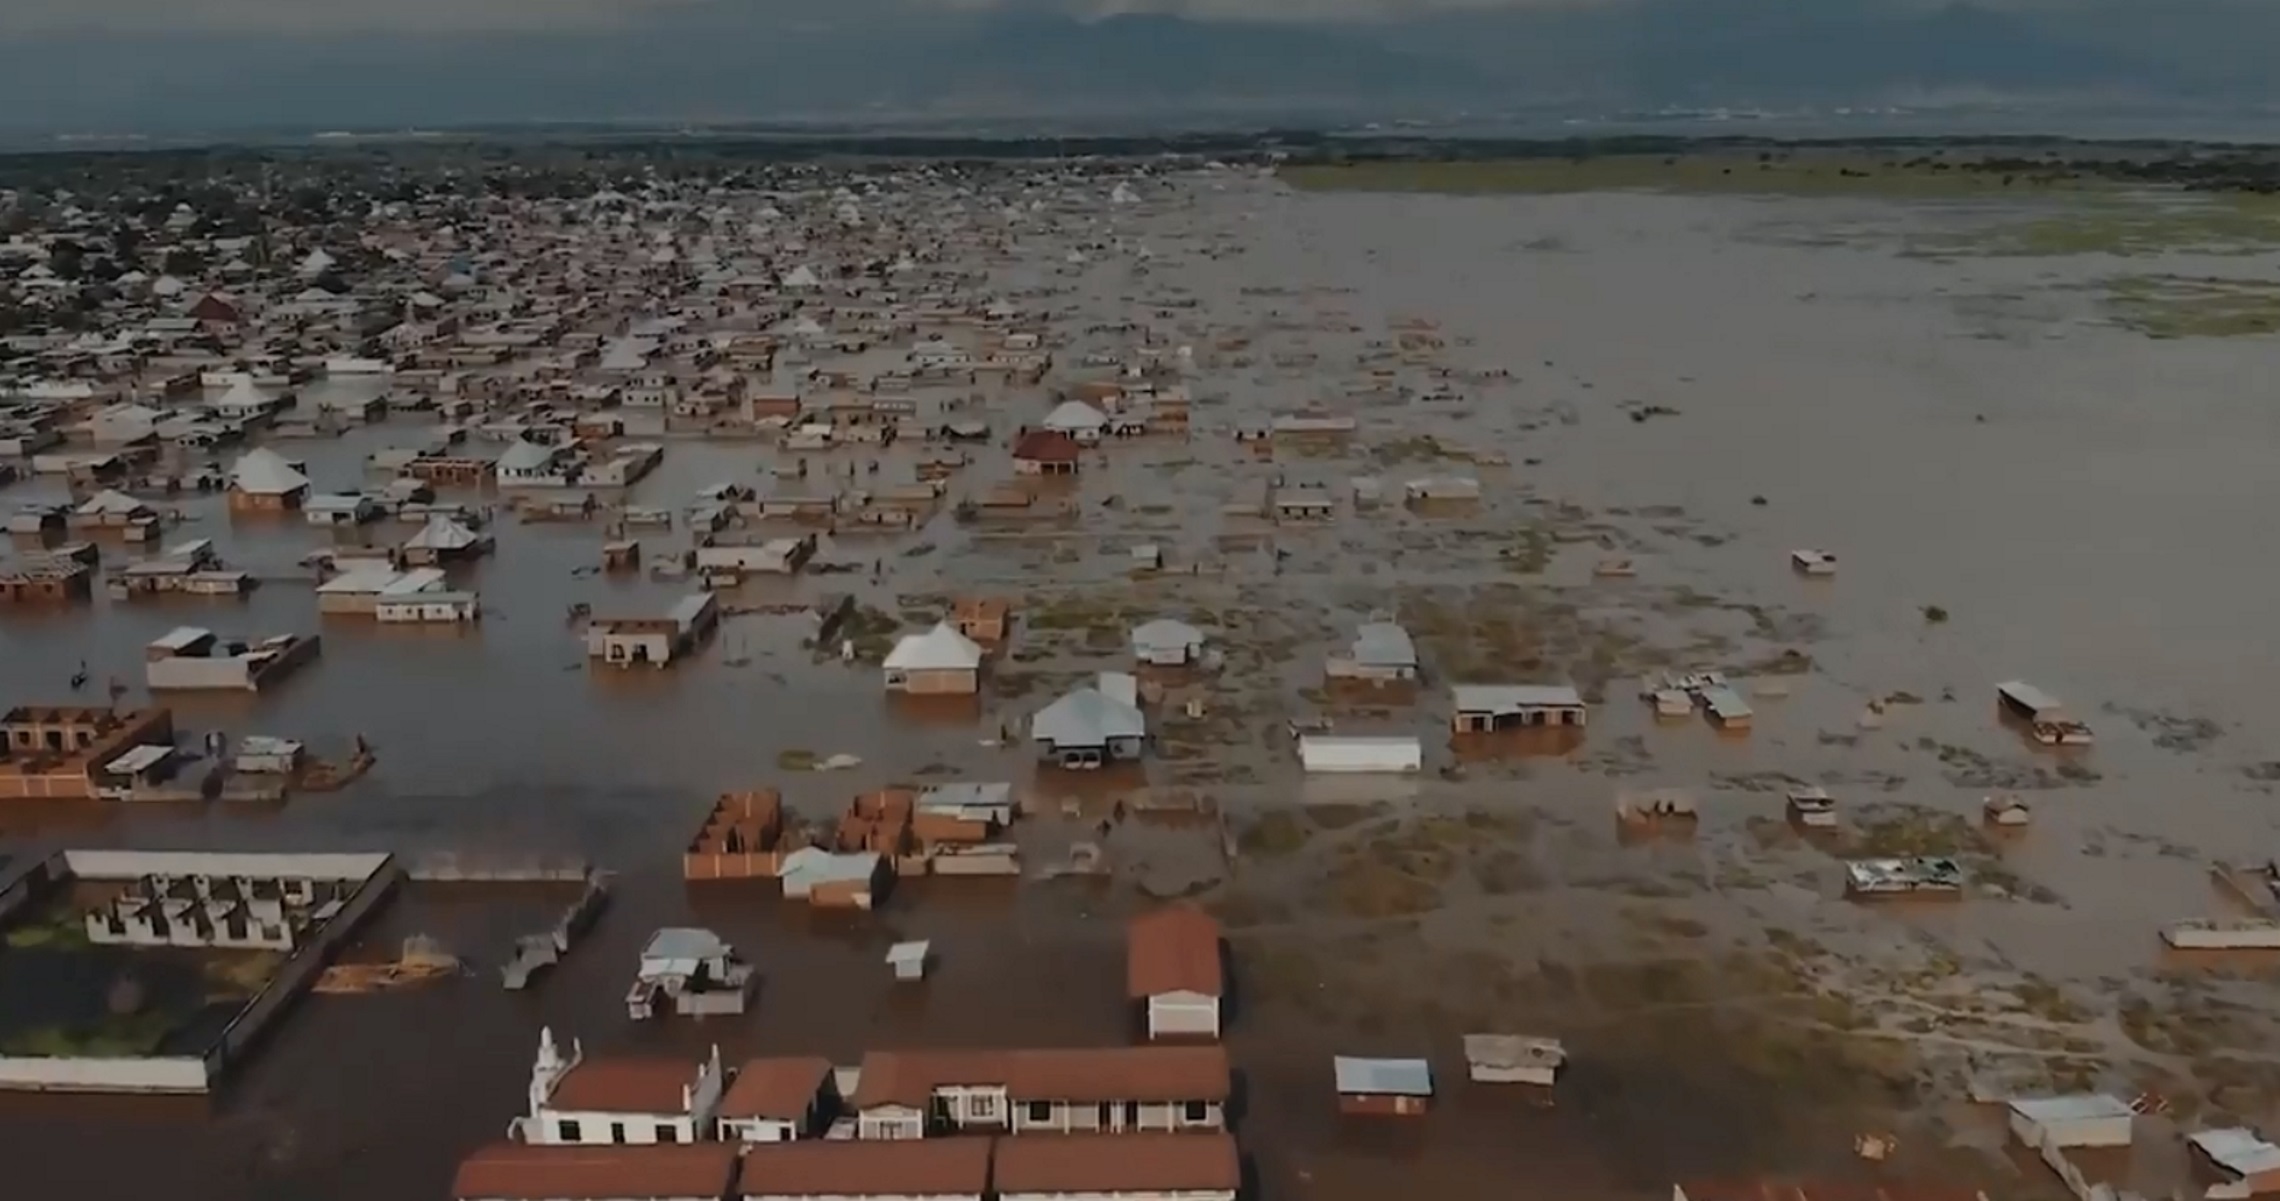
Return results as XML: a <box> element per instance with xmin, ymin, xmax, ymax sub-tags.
<box><xmin>76</xmin><ymin>489</ymin><xmax>148</xmax><ymax>515</ymax></box>
<box><xmin>1462</xmin><ymin>1034</ymin><xmax>1566</xmax><ymax>1069</ymax></box>
<box><xmin>1333</xmin><ymin>1056</ymin><xmax>1433</xmax><ymax>1096</ymax></box>
<box><xmin>230</xmin><ymin>447</ymin><xmax>310</xmax><ymax>495</ymax></box>
<box><xmin>883</xmin><ymin>621</ymin><xmax>984</xmax><ymax>672</ymax></box>
<box><xmin>1042</xmin><ymin>400</ymin><xmax>1108</xmax><ymax>431</ymax></box>
<box><xmin>642</xmin><ymin>927</ymin><xmax>731</xmax><ymax>965</ymax></box>
<box><xmin>105</xmin><ymin>744</ymin><xmax>175</xmax><ymax>775</ymax></box>
<box><xmin>213</xmin><ymin>377</ymin><xmax>271</xmax><ymax>407</ymax></box>
<box><xmin>496</xmin><ymin>440</ymin><xmax>556</xmax><ymax>471</ymax></box>
<box><xmin>1351</xmin><ymin>621</ymin><xmax>1416</xmax><ymax>668</ymax></box>
<box><xmin>1452</xmin><ymin>684</ymin><xmax>1584</xmax><ymax>711</ymax></box>
<box><xmin>2190</xmin><ymin>1128</ymin><xmax>2280</xmax><ymax>1178</ymax></box>
<box><xmin>2007</xmin><ymin>1094</ymin><xmax>2134</xmax><ymax>1123</ymax></box>
<box><xmin>317</xmin><ymin>566</ymin><xmax>406</xmax><ymax>594</ymax></box>
<box><xmin>1131</xmin><ymin>618</ymin><xmax>1204</xmax><ymax>650</ymax></box>
<box><xmin>381</xmin><ymin>568</ymin><xmax>447</xmax><ymax>596</ymax></box>
<box><xmin>885</xmin><ymin>940</ymin><xmax>930</xmax><ymax>965</ymax></box>
<box><xmin>405</xmin><ymin>514</ymin><xmax>481</xmax><ymax>550</ymax></box>
<box><xmin>781</xmin><ymin>264</ymin><xmax>820</xmax><ymax>288</ymax></box>
<box><xmin>149</xmin><ymin>626</ymin><xmax>212</xmax><ymax>652</ymax></box>
<box><xmin>780</xmin><ymin>848</ymin><xmax>881</xmax><ymax>889</ymax></box>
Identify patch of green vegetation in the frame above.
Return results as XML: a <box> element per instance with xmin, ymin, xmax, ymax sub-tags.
<box><xmin>0</xmin><ymin>1010</ymin><xmax>178</xmax><ymax>1058</ymax></box>
<box><xmin>2102</xmin><ymin>274</ymin><xmax>2280</xmax><ymax>338</ymax></box>
<box><xmin>775</xmin><ymin>748</ymin><xmax>818</xmax><ymax>771</ymax></box>
<box><xmin>5</xmin><ymin>914</ymin><xmax>90</xmax><ymax>950</ymax></box>
<box><xmin>1921</xmin><ymin>604</ymin><xmax>1949</xmax><ymax>624</ymax></box>
<box><xmin>1280</xmin><ymin>155</ymin><xmax>2107</xmax><ymax>199</ymax></box>
<box><xmin>1847</xmin><ymin>805</ymin><xmax>1991</xmax><ymax>858</ymax></box>
<box><xmin>1916</xmin><ymin>195</ymin><xmax>2280</xmax><ymax>258</ymax></box>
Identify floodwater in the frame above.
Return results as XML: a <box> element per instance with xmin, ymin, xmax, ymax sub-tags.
<box><xmin>5</xmin><ymin>171</ymin><xmax>2280</xmax><ymax>1200</ymax></box>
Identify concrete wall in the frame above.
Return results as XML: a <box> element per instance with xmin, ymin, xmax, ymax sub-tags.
<box><xmin>0</xmin><ymin>1054</ymin><xmax>209</xmax><ymax>1093</ymax></box>
<box><xmin>61</xmin><ymin>849</ymin><xmax>391</xmax><ymax>881</ymax></box>
<box><xmin>147</xmin><ymin>655</ymin><xmax>255</xmax><ymax>691</ymax></box>
<box><xmin>208</xmin><ymin>858</ymin><xmax>403</xmax><ymax>1075</ymax></box>
<box><xmin>1147</xmin><ymin>993</ymin><xmax>1220</xmax><ymax>1040</ymax></box>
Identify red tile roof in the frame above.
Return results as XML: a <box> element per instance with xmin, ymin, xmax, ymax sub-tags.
<box><xmin>736</xmin><ymin>1137</ymin><xmax>991</xmax><ymax>1197</ymax></box>
<box><xmin>453</xmin><ymin>1143</ymin><xmax>736</xmax><ymax>1201</ymax></box>
<box><xmin>994</xmin><ymin>1133</ymin><xmax>1240</xmax><ymax>1195</ymax></box>
<box><xmin>718</xmin><ymin>1057</ymin><xmax>834</xmax><ymax>1121</ymax></box>
<box><xmin>547</xmin><ymin>1058</ymin><xmax>701</xmax><ymax>1114</ymax></box>
<box><xmin>1127</xmin><ymin>905</ymin><xmax>1224</xmax><ymax>999</ymax></box>
<box><xmin>1012</xmin><ymin>430</ymin><xmax>1081</xmax><ymax>463</ymax></box>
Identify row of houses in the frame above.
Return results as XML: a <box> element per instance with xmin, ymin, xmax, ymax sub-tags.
<box><xmin>455</xmin><ymin>1132</ymin><xmax>1240</xmax><ymax>1201</ymax></box>
<box><xmin>512</xmin><ymin>1033</ymin><xmax>1231</xmax><ymax>1148</ymax></box>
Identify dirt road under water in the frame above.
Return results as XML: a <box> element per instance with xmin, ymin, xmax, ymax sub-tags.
<box><xmin>4</xmin><ymin>171</ymin><xmax>2280</xmax><ymax>1200</ymax></box>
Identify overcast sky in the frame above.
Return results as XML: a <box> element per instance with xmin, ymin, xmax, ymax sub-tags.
<box><xmin>0</xmin><ymin>0</ymin><xmax>2076</xmax><ymax>35</ymax></box>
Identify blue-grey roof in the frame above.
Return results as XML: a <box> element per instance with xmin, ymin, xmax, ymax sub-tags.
<box><xmin>1351</xmin><ymin>621</ymin><xmax>1416</xmax><ymax>668</ymax></box>
<box><xmin>1333</xmin><ymin>1056</ymin><xmax>1434</xmax><ymax>1096</ymax></box>
<box><xmin>1033</xmin><ymin>686</ymin><xmax>1146</xmax><ymax>745</ymax></box>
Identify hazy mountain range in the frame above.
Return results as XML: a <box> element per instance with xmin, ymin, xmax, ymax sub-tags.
<box><xmin>4</xmin><ymin>0</ymin><xmax>2278</xmax><ymax>133</ymax></box>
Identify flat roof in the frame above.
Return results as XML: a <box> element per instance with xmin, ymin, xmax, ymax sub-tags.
<box><xmin>103</xmin><ymin>744</ymin><xmax>175</xmax><ymax>775</ymax></box>
<box><xmin>1333</xmin><ymin>1055</ymin><xmax>1433</xmax><ymax>1096</ymax></box>
<box><xmin>1452</xmin><ymin>683</ymin><xmax>1584</xmax><ymax>711</ymax></box>
<box><xmin>2007</xmin><ymin>1094</ymin><xmax>2134</xmax><ymax>1123</ymax></box>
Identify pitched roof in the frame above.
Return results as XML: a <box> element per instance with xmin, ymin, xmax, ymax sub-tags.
<box><xmin>1032</xmin><ymin>686</ymin><xmax>1145</xmax><ymax>746</ymax></box>
<box><xmin>994</xmin><ymin>1133</ymin><xmax>1240</xmax><ymax>1195</ymax></box>
<box><xmin>452</xmin><ymin>1143</ymin><xmax>737</xmax><ymax>1201</ymax></box>
<box><xmin>1041</xmin><ymin>400</ymin><xmax>1107</xmax><ymax>431</ymax></box>
<box><xmin>406</xmin><ymin>514</ymin><xmax>481</xmax><ymax>550</ymax></box>
<box><xmin>883</xmin><ymin>621</ymin><xmax>984</xmax><ymax>672</ymax></box>
<box><xmin>735</xmin><ymin>1137</ymin><xmax>990</xmax><ymax>1198</ymax></box>
<box><xmin>718</xmin><ymin>1056</ymin><xmax>834</xmax><ymax>1121</ymax></box>
<box><xmin>230</xmin><ymin>447</ymin><xmax>310</xmax><ymax>495</ymax></box>
<box><xmin>1127</xmin><ymin>905</ymin><xmax>1223</xmax><ymax>999</ymax></box>
<box><xmin>545</xmin><ymin>1058</ymin><xmax>700</xmax><ymax>1114</ymax></box>
<box><xmin>496</xmin><ymin>440</ymin><xmax>556</xmax><ymax>472</ymax></box>
<box><xmin>1011</xmin><ymin>430</ymin><xmax>1081</xmax><ymax>463</ymax></box>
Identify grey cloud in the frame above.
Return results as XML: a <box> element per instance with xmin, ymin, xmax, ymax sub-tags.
<box><xmin>0</xmin><ymin>0</ymin><xmax>702</xmax><ymax>34</ymax></box>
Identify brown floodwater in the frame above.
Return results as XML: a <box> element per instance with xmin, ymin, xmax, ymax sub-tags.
<box><xmin>4</xmin><ymin>171</ymin><xmax>2280</xmax><ymax>1199</ymax></box>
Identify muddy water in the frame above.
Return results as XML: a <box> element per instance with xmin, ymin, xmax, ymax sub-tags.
<box><xmin>4</xmin><ymin>173</ymin><xmax>2280</xmax><ymax>1199</ymax></box>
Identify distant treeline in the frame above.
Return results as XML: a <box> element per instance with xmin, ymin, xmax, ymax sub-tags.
<box><xmin>5</xmin><ymin>131</ymin><xmax>2280</xmax><ymax>194</ymax></box>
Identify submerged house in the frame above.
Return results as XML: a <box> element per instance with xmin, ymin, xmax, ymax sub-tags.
<box><xmin>626</xmin><ymin>927</ymin><xmax>756</xmax><ymax>1020</ymax></box>
<box><xmin>1130</xmin><ymin>619</ymin><xmax>1205</xmax><ymax>668</ymax></box>
<box><xmin>588</xmin><ymin>594</ymin><xmax>719</xmax><ymax>668</ymax></box>
<box><xmin>402</xmin><ymin>514</ymin><xmax>492</xmax><ymax>566</ymax></box>
<box><xmin>882</xmin><ymin>622</ymin><xmax>985</xmax><ymax>696</ymax></box>
<box><xmin>497</xmin><ymin>439</ymin><xmax>581</xmax><ymax>488</ymax></box>
<box><xmin>1040</xmin><ymin>400</ymin><xmax>1108</xmax><ymax>445</ymax></box>
<box><xmin>1012</xmin><ymin>430</ymin><xmax>1082</xmax><ymax>476</ymax></box>
<box><xmin>145</xmin><ymin>626</ymin><xmax>320</xmax><ymax>691</ymax></box>
<box><xmin>1032</xmin><ymin>675</ymin><xmax>1148</xmax><ymax>769</ymax></box>
<box><xmin>1325</xmin><ymin>620</ymin><xmax>1418</xmax><ymax>683</ymax></box>
<box><xmin>1451</xmin><ymin>684</ymin><xmax>1588</xmax><ymax>732</ymax></box>
<box><xmin>228</xmin><ymin>447</ymin><xmax>312</xmax><ymax>512</ymax></box>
